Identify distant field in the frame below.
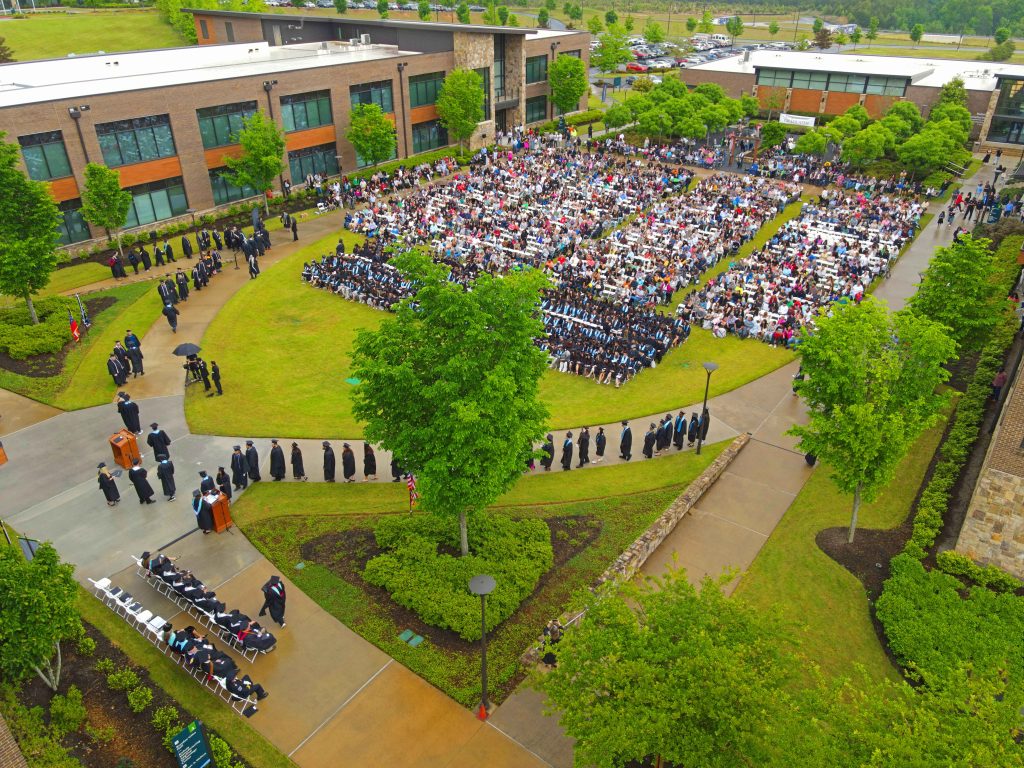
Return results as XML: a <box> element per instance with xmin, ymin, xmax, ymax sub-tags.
<box><xmin>849</xmin><ymin>45</ymin><xmax>1024</xmax><ymax>63</ymax></box>
<box><xmin>0</xmin><ymin>10</ymin><xmax>186</xmax><ymax>60</ymax></box>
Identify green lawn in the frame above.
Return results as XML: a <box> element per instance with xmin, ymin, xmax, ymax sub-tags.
<box><xmin>235</xmin><ymin>440</ymin><xmax>726</xmax><ymax>706</ymax></box>
<box><xmin>734</xmin><ymin>409</ymin><xmax>952</xmax><ymax>684</ymax></box>
<box><xmin>1</xmin><ymin>10</ymin><xmax>187</xmax><ymax>60</ymax></box>
<box><xmin>0</xmin><ymin>280</ymin><xmax>163</xmax><ymax>409</ymax></box>
<box><xmin>848</xmin><ymin>46</ymin><xmax>1024</xmax><ymax>63</ymax></box>
<box><xmin>45</xmin><ymin>262</ymin><xmax>113</xmax><ymax>295</ymax></box>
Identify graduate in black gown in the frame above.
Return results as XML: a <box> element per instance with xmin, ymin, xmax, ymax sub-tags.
<box><xmin>363</xmin><ymin>443</ymin><xmax>377</xmax><ymax>481</ymax></box>
<box><xmin>192</xmin><ymin>490</ymin><xmax>214</xmax><ymax>534</ymax></box>
<box><xmin>322</xmin><ymin>441</ymin><xmax>336</xmax><ymax>482</ymax></box>
<box><xmin>97</xmin><ymin>463</ymin><xmax>120</xmax><ymax>507</ymax></box>
<box><xmin>128</xmin><ymin>459</ymin><xmax>156</xmax><ymax>504</ymax></box>
<box><xmin>643</xmin><ymin>424</ymin><xmax>657</xmax><ymax>459</ymax></box>
<box><xmin>230</xmin><ymin>446</ymin><xmax>249</xmax><ymax>490</ymax></box>
<box><xmin>619</xmin><ymin>421</ymin><xmax>632</xmax><ymax>461</ymax></box>
<box><xmin>560</xmin><ymin>431</ymin><xmax>574</xmax><ymax>471</ymax></box>
<box><xmin>687</xmin><ymin>413</ymin><xmax>700</xmax><ymax>447</ymax></box>
<box><xmin>245</xmin><ymin>441</ymin><xmax>261</xmax><ymax>482</ymax></box>
<box><xmin>156</xmin><ymin>455</ymin><xmax>176</xmax><ymax>501</ymax></box>
<box><xmin>700</xmin><ymin>408</ymin><xmax>711</xmax><ymax>442</ymax></box>
<box><xmin>147</xmin><ymin>423</ymin><xmax>172</xmax><ymax>457</ymax></box>
<box><xmin>594</xmin><ymin>427</ymin><xmax>606</xmax><ymax>463</ymax></box>
<box><xmin>342</xmin><ymin>443</ymin><xmax>356</xmax><ymax>482</ymax></box>
<box><xmin>215</xmin><ymin>467</ymin><xmax>232</xmax><ymax>500</ymax></box>
<box><xmin>199</xmin><ymin>470</ymin><xmax>216</xmax><ymax>494</ymax></box>
<box><xmin>577</xmin><ymin>427</ymin><xmax>590</xmax><ymax>468</ymax></box>
<box><xmin>673</xmin><ymin>411</ymin><xmax>687</xmax><ymax>450</ymax></box>
<box><xmin>117</xmin><ymin>393</ymin><xmax>142</xmax><ymax>434</ymax></box>
<box><xmin>269</xmin><ymin>440</ymin><xmax>286</xmax><ymax>481</ymax></box>
<box><xmin>540</xmin><ymin>434</ymin><xmax>554</xmax><ymax>471</ymax></box>
<box><xmin>291</xmin><ymin>443</ymin><xmax>307</xmax><ymax>481</ymax></box>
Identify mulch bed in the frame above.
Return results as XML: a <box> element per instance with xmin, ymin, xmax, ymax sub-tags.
<box><xmin>16</xmin><ymin>620</ymin><xmax>246</xmax><ymax>768</ymax></box>
<box><xmin>0</xmin><ymin>297</ymin><xmax>115</xmax><ymax>378</ymax></box>
<box><xmin>299</xmin><ymin>515</ymin><xmax>600</xmax><ymax>687</ymax></box>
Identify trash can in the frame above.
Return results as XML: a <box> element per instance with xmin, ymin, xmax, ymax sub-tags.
<box><xmin>109</xmin><ymin>429</ymin><xmax>140</xmax><ymax>469</ymax></box>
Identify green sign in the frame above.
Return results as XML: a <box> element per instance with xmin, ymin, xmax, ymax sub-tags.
<box><xmin>172</xmin><ymin>720</ymin><xmax>212</xmax><ymax>768</ymax></box>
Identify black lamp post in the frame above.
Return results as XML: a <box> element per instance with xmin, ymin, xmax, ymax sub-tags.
<box><xmin>396</xmin><ymin>62</ymin><xmax>408</xmax><ymax>159</ymax></box>
<box><xmin>695</xmin><ymin>361</ymin><xmax>718</xmax><ymax>455</ymax></box>
<box><xmin>549</xmin><ymin>41</ymin><xmax>560</xmax><ymax>121</ymax></box>
<box><xmin>468</xmin><ymin>574</ymin><xmax>496</xmax><ymax>720</ymax></box>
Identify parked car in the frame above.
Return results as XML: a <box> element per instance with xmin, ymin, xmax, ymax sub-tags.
<box><xmin>316</xmin><ymin>0</ymin><xmax>334</xmax><ymax>7</ymax></box>
<box><xmin>624</xmin><ymin>75</ymin><xmax>637</xmax><ymax>86</ymax></box>
<box><xmin>649</xmin><ymin>75</ymin><xmax>662</xmax><ymax>84</ymax></box>
<box><xmin>625</xmin><ymin>61</ymin><xmax>649</xmax><ymax>72</ymax></box>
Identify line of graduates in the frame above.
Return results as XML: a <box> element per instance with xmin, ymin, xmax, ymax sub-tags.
<box><xmin>106</xmin><ymin>330</ymin><xmax>145</xmax><ymax>387</ymax></box>
<box><xmin>643</xmin><ymin>410</ymin><xmax>711</xmax><ymax>459</ymax></box>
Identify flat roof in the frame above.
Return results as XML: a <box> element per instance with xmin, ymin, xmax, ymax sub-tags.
<box><xmin>689</xmin><ymin>49</ymin><xmax>1024</xmax><ymax>91</ymax></box>
<box><xmin>0</xmin><ymin>40</ymin><xmax>407</xmax><ymax>108</ymax></box>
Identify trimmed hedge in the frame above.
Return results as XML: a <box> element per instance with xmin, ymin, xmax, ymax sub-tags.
<box><xmin>0</xmin><ymin>297</ymin><xmax>77</xmax><ymax>360</ymax></box>
<box><xmin>363</xmin><ymin>513</ymin><xmax>553</xmax><ymax>641</ymax></box>
<box><xmin>935</xmin><ymin>550</ymin><xmax>1022</xmax><ymax>592</ymax></box>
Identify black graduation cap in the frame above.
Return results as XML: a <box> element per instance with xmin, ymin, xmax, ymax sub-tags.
<box><xmin>97</xmin><ymin>462</ymin><xmax>106</xmax><ymax>468</ymax></box>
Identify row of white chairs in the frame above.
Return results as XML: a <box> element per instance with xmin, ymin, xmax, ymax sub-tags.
<box><xmin>87</xmin><ymin>576</ymin><xmax>256</xmax><ymax>717</ymax></box>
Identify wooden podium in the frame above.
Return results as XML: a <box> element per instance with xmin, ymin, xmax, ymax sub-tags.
<box><xmin>109</xmin><ymin>429</ymin><xmax>141</xmax><ymax>469</ymax></box>
<box><xmin>210</xmin><ymin>493</ymin><xmax>233</xmax><ymax>533</ymax></box>
<box><xmin>0</xmin><ymin>440</ymin><xmax>7</xmax><ymax>466</ymax></box>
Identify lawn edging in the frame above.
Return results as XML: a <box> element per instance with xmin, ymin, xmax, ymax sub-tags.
<box><xmin>520</xmin><ymin>431</ymin><xmax>751</xmax><ymax>665</ymax></box>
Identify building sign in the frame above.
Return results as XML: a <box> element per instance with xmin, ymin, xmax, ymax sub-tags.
<box><xmin>172</xmin><ymin>720</ymin><xmax>212</xmax><ymax>768</ymax></box>
<box><xmin>779</xmin><ymin>113</ymin><xmax>816</xmax><ymax>127</ymax></box>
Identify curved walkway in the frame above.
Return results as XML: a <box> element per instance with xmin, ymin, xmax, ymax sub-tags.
<box><xmin>0</xmin><ymin>158</ymin><xmax>994</xmax><ymax>767</ymax></box>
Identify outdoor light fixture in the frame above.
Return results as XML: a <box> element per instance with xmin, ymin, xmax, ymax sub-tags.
<box><xmin>468</xmin><ymin>574</ymin><xmax>496</xmax><ymax>720</ymax></box>
<box><xmin>696</xmin><ymin>361</ymin><xmax>718</xmax><ymax>455</ymax></box>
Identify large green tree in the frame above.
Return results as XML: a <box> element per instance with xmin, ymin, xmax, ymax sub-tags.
<box><xmin>790</xmin><ymin>299</ymin><xmax>955</xmax><ymax>543</ymax></box>
<box><xmin>351</xmin><ymin>250</ymin><xmax>549</xmax><ymax>556</ymax></box>
<box><xmin>548</xmin><ymin>54</ymin><xmax>588</xmax><ymax>116</ymax></box>
<box><xmin>80</xmin><ymin>162</ymin><xmax>131</xmax><ymax>264</ymax></box>
<box><xmin>841</xmin><ymin>122</ymin><xmax>893</xmax><ymax>167</ymax></box>
<box><xmin>436</xmin><ymin>69</ymin><xmax>484</xmax><ymax>152</ymax></box>
<box><xmin>910</xmin><ymin>23</ymin><xmax>925</xmax><ymax>47</ymax></box>
<box><xmin>221</xmin><ymin>110</ymin><xmax>285</xmax><ymax>216</ymax></box>
<box><xmin>793</xmin><ymin>129</ymin><xmax>828</xmax><ymax>155</ymax></box>
<box><xmin>537</xmin><ymin>568</ymin><xmax>798</xmax><ymax>768</ymax></box>
<box><xmin>0</xmin><ymin>133</ymin><xmax>61</xmax><ymax>325</ymax></box>
<box><xmin>0</xmin><ymin>542</ymin><xmax>82</xmax><ymax>692</ymax></box>
<box><xmin>644</xmin><ymin>19</ymin><xmax>665</xmax><ymax>43</ymax></box>
<box><xmin>910</xmin><ymin>235</ymin><xmax>1007</xmax><ymax>352</ymax></box>
<box><xmin>725</xmin><ymin>15</ymin><xmax>744</xmax><ymax>43</ymax></box>
<box><xmin>346</xmin><ymin>103</ymin><xmax>397</xmax><ymax>168</ymax></box>
<box><xmin>593</xmin><ymin>23</ymin><xmax>632</xmax><ymax>73</ymax></box>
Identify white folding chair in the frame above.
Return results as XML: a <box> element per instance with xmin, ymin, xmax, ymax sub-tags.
<box><xmin>133</xmin><ymin>609</ymin><xmax>153</xmax><ymax>634</ymax></box>
<box><xmin>88</xmin><ymin>577</ymin><xmax>111</xmax><ymax>600</ymax></box>
<box><xmin>121</xmin><ymin>597</ymin><xmax>145</xmax><ymax>622</ymax></box>
<box><xmin>145</xmin><ymin>615</ymin><xmax>166</xmax><ymax>645</ymax></box>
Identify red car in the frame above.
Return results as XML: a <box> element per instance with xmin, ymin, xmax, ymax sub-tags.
<box><xmin>625</xmin><ymin>62</ymin><xmax>649</xmax><ymax>72</ymax></box>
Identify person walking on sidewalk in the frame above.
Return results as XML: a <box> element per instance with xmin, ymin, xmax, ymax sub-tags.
<box><xmin>291</xmin><ymin>217</ymin><xmax>298</xmax><ymax>242</ymax></box>
<box><xmin>259</xmin><ymin>575</ymin><xmax>286</xmax><ymax>627</ymax></box>
<box><xmin>211</xmin><ymin>361</ymin><xmax>223</xmax><ymax>395</ymax></box>
<box><xmin>162</xmin><ymin>303</ymin><xmax>180</xmax><ymax>333</ymax></box>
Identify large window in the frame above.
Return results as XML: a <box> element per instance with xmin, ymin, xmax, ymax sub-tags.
<box><xmin>18</xmin><ymin>131</ymin><xmax>72</xmax><ymax>181</ymax></box>
<box><xmin>988</xmin><ymin>115</ymin><xmax>1024</xmax><ymax>144</ymax></box>
<box><xmin>96</xmin><ymin>115</ymin><xmax>176</xmax><ymax>167</ymax></box>
<box><xmin>57</xmin><ymin>199</ymin><xmax>90</xmax><ymax>245</ymax></box>
<box><xmin>825</xmin><ymin>73</ymin><xmax>867</xmax><ymax>94</ymax></box>
<box><xmin>526</xmin><ymin>54</ymin><xmax>548</xmax><ymax>84</ymax></box>
<box><xmin>475</xmin><ymin>67</ymin><xmax>491</xmax><ymax>121</ymax></box>
<box><xmin>281</xmin><ymin>90</ymin><xmax>333</xmax><ymax>132</ymax></box>
<box><xmin>865</xmin><ymin>75</ymin><xmax>907</xmax><ymax>97</ymax></box>
<box><xmin>409</xmin><ymin>72</ymin><xmax>445</xmax><ymax>108</ymax></box>
<box><xmin>209</xmin><ymin>168</ymin><xmax>257</xmax><ymax>206</ymax></box>
<box><xmin>196</xmin><ymin>101</ymin><xmax>257</xmax><ymax>149</ymax></box>
<box><xmin>791</xmin><ymin>70</ymin><xmax>828</xmax><ymax>90</ymax></box>
<box><xmin>411</xmin><ymin>120</ymin><xmax>448</xmax><ymax>154</ymax></box>
<box><xmin>124</xmin><ymin>177</ymin><xmax>188</xmax><ymax>228</ymax></box>
<box><xmin>756</xmin><ymin>68</ymin><xmax>791</xmax><ymax>87</ymax></box>
<box><xmin>350</xmin><ymin>81</ymin><xmax>394</xmax><ymax>113</ymax></box>
<box><xmin>525</xmin><ymin>95</ymin><xmax>547</xmax><ymax>124</ymax></box>
<box><xmin>994</xmin><ymin>78</ymin><xmax>1024</xmax><ymax>117</ymax></box>
<box><xmin>288</xmin><ymin>143</ymin><xmax>339</xmax><ymax>182</ymax></box>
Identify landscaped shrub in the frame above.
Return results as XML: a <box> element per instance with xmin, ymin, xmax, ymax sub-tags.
<box><xmin>0</xmin><ymin>686</ymin><xmax>79</xmax><ymax>768</ymax></box>
<box><xmin>76</xmin><ymin>636</ymin><xmax>96</xmax><ymax>657</ymax></box>
<box><xmin>87</xmin><ymin>723</ymin><xmax>116</xmax><ymax>744</ymax></box>
<box><xmin>152</xmin><ymin>705</ymin><xmax>182</xmax><ymax>753</ymax></box>
<box><xmin>94</xmin><ymin>657</ymin><xmax>115</xmax><ymax>674</ymax></box>
<box><xmin>126</xmin><ymin>685</ymin><xmax>153</xmax><ymax>714</ymax></box>
<box><xmin>0</xmin><ymin>297</ymin><xmax>77</xmax><ymax>360</ymax></box>
<box><xmin>935</xmin><ymin>550</ymin><xmax>1022</xmax><ymax>592</ymax></box>
<box><xmin>364</xmin><ymin>513</ymin><xmax>553</xmax><ymax>641</ymax></box>
<box><xmin>106</xmin><ymin>668</ymin><xmax>140</xmax><ymax>692</ymax></box>
<box><xmin>208</xmin><ymin>733</ymin><xmax>244</xmax><ymax>768</ymax></box>
<box><xmin>48</xmin><ymin>685</ymin><xmax>86</xmax><ymax>738</ymax></box>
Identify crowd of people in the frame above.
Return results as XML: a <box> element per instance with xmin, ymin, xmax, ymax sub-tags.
<box><xmin>680</xmin><ymin>187</ymin><xmax>925</xmax><ymax>345</ymax></box>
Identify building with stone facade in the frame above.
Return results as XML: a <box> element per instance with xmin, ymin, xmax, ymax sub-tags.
<box><xmin>0</xmin><ymin>15</ymin><xmax>588</xmax><ymax>245</ymax></box>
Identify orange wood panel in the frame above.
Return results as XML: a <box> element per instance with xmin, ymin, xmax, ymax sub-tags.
<box><xmin>824</xmin><ymin>91</ymin><xmax>862</xmax><ymax>115</ymax></box>
<box><xmin>788</xmin><ymin>88</ymin><xmax>823</xmax><ymax>113</ymax></box>
<box><xmin>862</xmin><ymin>94</ymin><xmax>899</xmax><ymax>119</ymax></box>
<box><xmin>115</xmin><ymin>156</ymin><xmax>183</xmax><ymax>188</ymax></box>
<box><xmin>195</xmin><ymin>16</ymin><xmax>217</xmax><ymax>45</ymax></box>
<box><xmin>204</xmin><ymin>143</ymin><xmax>244</xmax><ymax>169</ymax></box>
<box><xmin>47</xmin><ymin>176</ymin><xmax>79</xmax><ymax>203</ymax></box>
<box><xmin>409</xmin><ymin>105</ymin><xmax>440</xmax><ymax>124</ymax></box>
<box><xmin>756</xmin><ymin>86</ymin><xmax>787</xmax><ymax>109</ymax></box>
<box><xmin>285</xmin><ymin>125</ymin><xmax>337</xmax><ymax>152</ymax></box>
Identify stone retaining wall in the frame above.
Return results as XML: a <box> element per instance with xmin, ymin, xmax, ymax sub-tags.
<box><xmin>520</xmin><ymin>432</ymin><xmax>751</xmax><ymax>665</ymax></box>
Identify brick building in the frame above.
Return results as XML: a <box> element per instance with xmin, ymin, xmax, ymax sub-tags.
<box><xmin>0</xmin><ymin>15</ymin><xmax>588</xmax><ymax>244</ymax></box>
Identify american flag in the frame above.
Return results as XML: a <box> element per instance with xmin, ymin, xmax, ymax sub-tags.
<box><xmin>67</xmin><ymin>309</ymin><xmax>80</xmax><ymax>343</ymax></box>
<box><xmin>406</xmin><ymin>474</ymin><xmax>419</xmax><ymax>509</ymax></box>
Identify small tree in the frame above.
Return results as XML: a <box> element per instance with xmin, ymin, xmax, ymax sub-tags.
<box><xmin>937</xmin><ymin>76</ymin><xmax>968</xmax><ymax>107</ymax></box>
<box><xmin>497</xmin><ymin>4</ymin><xmax>509</xmax><ymax>24</ymax></box>
<box><xmin>548</xmin><ymin>54</ymin><xmax>588</xmax><ymax>115</ymax></box>
<box><xmin>686</xmin><ymin>16</ymin><xmax>697</xmax><ymax>33</ymax></box>
<box><xmin>456</xmin><ymin>1</ymin><xmax>470</xmax><ymax>23</ymax></box>
<box><xmin>346</xmin><ymin>103</ymin><xmax>397</xmax><ymax>168</ymax></box>
<box><xmin>793</xmin><ymin>129</ymin><xmax>827</xmax><ymax>155</ymax></box>
<box><xmin>0</xmin><ymin>36</ymin><xmax>13</xmax><ymax>63</ymax></box>
<box><xmin>850</xmin><ymin>28</ymin><xmax>862</xmax><ymax>48</ymax></box>
<box><xmin>994</xmin><ymin>26</ymin><xmax>1011</xmax><ymax>44</ymax></box>
<box><xmin>867</xmin><ymin>16</ymin><xmax>879</xmax><ymax>42</ymax></box>
<box><xmin>812</xmin><ymin>17</ymin><xmax>824</xmax><ymax>34</ymax></box>
<box><xmin>377</xmin><ymin>0</ymin><xmax>388</xmax><ymax>17</ymax></box>
<box><xmin>762</xmin><ymin>88</ymin><xmax>785</xmax><ymax>121</ymax></box>
<box><xmin>725</xmin><ymin>15</ymin><xmax>744</xmax><ymax>43</ymax></box>
<box><xmin>351</xmin><ymin>250</ymin><xmax>549</xmax><ymax>556</ymax></box>
<box><xmin>538</xmin><ymin>7</ymin><xmax>549</xmax><ymax>26</ymax></box>
<box><xmin>418</xmin><ymin>0</ymin><xmax>431</xmax><ymax>19</ymax></box>
<box><xmin>760</xmin><ymin>120</ymin><xmax>786</xmax><ymax>148</ymax></box>
<box><xmin>768</xmin><ymin>20</ymin><xmax>780</xmax><ymax>38</ymax></box>
<box><xmin>841</xmin><ymin>123</ymin><xmax>891</xmax><ymax>167</ymax></box>
<box><xmin>910</xmin><ymin>23</ymin><xmax>924</xmax><ymax>47</ymax></box>
<box><xmin>221</xmin><ymin>110</ymin><xmax>285</xmax><ymax>217</ymax></box>
<box><xmin>605</xmin><ymin>9</ymin><xmax>617</xmax><ymax>26</ymax></box>
<box><xmin>587</xmin><ymin>15</ymin><xmax>603</xmax><ymax>34</ymax></box>
<box><xmin>594</xmin><ymin>23</ymin><xmax>633</xmax><ymax>73</ymax></box>
<box><xmin>603</xmin><ymin>103</ymin><xmax>632</xmax><ymax>129</ymax></box>
<box><xmin>0</xmin><ymin>134</ymin><xmax>61</xmax><ymax>324</ymax></box>
<box><xmin>333</xmin><ymin>0</ymin><xmax>347</xmax><ymax>11</ymax></box>
<box><xmin>697</xmin><ymin>9</ymin><xmax>713</xmax><ymax>33</ymax></box>
<box><xmin>834</xmin><ymin>31</ymin><xmax>849</xmax><ymax>46</ymax></box>
<box><xmin>0</xmin><ymin>542</ymin><xmax>82</xmax><ymax>692</ymax></box>
<box><xmin>814</xmin><ymin>26</ymin><xmax>833</xmax><ymax>49</ymax></box>
<box><xmin>80</xmin><ymin>163</ymin><xmax>131</xmax><ymax>263</ymax></box>
<box><xmin>435</xmin><ymin>69</ymin><xmax>484</xmax><ymax>152</ymax></box>
<box><xmin>623</xmin><ymin>14</ymin><xmax>634</xmax><ymax>32</ymax></box>
<box><xmin>644</xmin><ymin>19</ymin><xmax>665</xmax><ymax>44</ymax></box>
<box><xmin>790</xmin><ymin>299</ymin><xmax>955</xmax><ymax>543</ymax></box>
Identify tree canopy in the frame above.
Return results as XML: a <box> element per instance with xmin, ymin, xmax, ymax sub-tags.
<box><xmin>346</xmin><ymin>103</ymin><xmax>397</xmax><ymax>168</ymax></box>
<box><xmin>351</xmin><ymin>250</ymin><xmax>549</xmax><ymax>556</ymax></box>
<box><xmin>435</xmin><ymin>69</ymin><xmax>485</xmax><ymax>151</ymax></box>
<box><xmin>221</xmin><ymin>110</ymin><xmax>285</xmax><ymax>215</ymax></box>
<box><xmin>0</xmin><ymin>133</ymin><xmax>61</xmax><ymax>324</ymax></box>
<box><xmin>790</xmin><ymin>298</ymin><xmax>955</xmax><ymax>542</ymax></box>
<box><xmin>593</xmin><ymin>23</ymin><xmax>632</xmax><ymax>73</ymax></box>
<box><xmin>80</xmin><ymin>162</ymin><xmax>131</xmax><ymax>260</ymax></box>
<box><xmin>548</xmin><ymin>54</ymin><xmax>588</xmax><ymax>116</ymax></box>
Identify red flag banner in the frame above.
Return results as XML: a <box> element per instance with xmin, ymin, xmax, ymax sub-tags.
<box><xmin>406</xmin><ymin>474</ymin><xmax>419</xmax><ymax>510</ymax></box>
<box><xmin>68</xmin><ymin>309</ymin><xmax>80</xmax><ymax>342</ymax></box>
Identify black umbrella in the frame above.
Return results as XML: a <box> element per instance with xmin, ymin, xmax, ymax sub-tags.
<box><xmin>172</xmin><ymin>343</ymin><xmax>201</xmax><ymax>357</ymax></box>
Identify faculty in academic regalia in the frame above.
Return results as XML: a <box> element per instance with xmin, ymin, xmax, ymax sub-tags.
<box><xmin>673</xmin><ymin>411</ymin><xmax>687</xmax><ymax>450</ymax></box>
<box><xmin>390</xmin><ymin>457</ymin><xmax>403</xmax><ymax>482</ymax></box>
<box><xmin>700</xmin><ymin>408</ymin><xmax>711</xmax><ymax>442</ymax></box>
<box><xmin>687</xmin><ymin>413</ymin><xmax>700</xmax><ymax>447</ymax></box>
<box><xmin>540</xmin><ymin>434</ymin><xmax>554</xmax><ymax>471</ymax></box>
<box><xmin>577</xmin><ymin>427</ymin><xmax>590</xmax><ymax>468</ymax></box>
<box><xmin>643</xmin><ymin>423</ymin><xmax>657</xmax><ymax>459</ymax></box>
<box><xmin>258</xmin><ymin>575</ymin><xmax>286</xmax><ymax>627</ymax></box>
<box><xmin>363</xmin><ymin>443</ymin><xmax>377</xmax><ymax>481</ymax></box>
<box><xmin>97</xmin><ymin>462</ymin><xmax>120</xmax><ymax>507</ymax></box>
<box><xmin>215</xmin><ymin>467</ymin><xmax>232</xmax><ymax>499</ymax></box>
<box><xmin>128</xmin><ymin>459</ymin><xmax>156</xmax><ymax>504</ymax></box>
<box><xmin>117</xmin><ymin>392</ymin><xmax>142</xmax><ymax>434</ymax></box>
<box><xmin>245</xmin><ymin>441</ymin><xmax>261</xmax><ymax>482</ymax></box>
<box><xmin>181</xmin><ymin>235</ymin><xmax>194</xmax><ymax>259</ymax></box>
<box><xmin>594</xmin><ymin>427</ymin><xmax>606</xmax><ymax>463</ymax></box>
<box><xmin>156</xmin><ymin>455</ymin><xmax>176</xmax><ymax>501</ymax></box>
<box><xmin>322</xmin><ymin>441</ymin><xmax>336</xmax><ymax>481</ymax></box>
<box><xmin>619</xmin><ymin>421</ymin><xmax>632</xmax><ymax>461</ymax></box>
<box><xmin>560</xmin><ymin>431</ymin><xmax>574</xmax><ymax>471</ymax></box>
<box><xmin>175</xmin><ymin>269</ymin><xmax>190</xmax><ymax>301</ymax></box>
<box><xmin>269</xmin><ymin>440</ymin><xmax>286</xmax><ymax>481</ymax></box>
<box><xmin>147</xmin><ymin>423</ymin><xmax>172</xmax><ymax>457</ymax></box>
<box><xmin>342</xmin><ymin>443</ymin><xmax>356</xmax><ymax>483</ymax></box>
<box><xmin>127</xmin><ymin>345</ymin><xmax>144</xmax><ymax>378</ymax></box>
<box><xmin>192</xmin><ymin>490</ymin><xmax>214</xmax><ymax>534</ymax></box>
<box><xmin>291</xmin><ymin>443</ymin><xmax>307</xmax><ymax>481</ymax></box>
<box><xmin>107</xmin><ymin>354</ymin><xmax>127</xmax><ymax>387</ymax></box>
<box><xmin>230</xmin><ymin>446</ymin><xmax>249</xmax><ymax>490</ymax></box>
<box><xmin>198</xmin><ymin>470</ymin><xmax>216</xmax><ymax>494</ymax></box>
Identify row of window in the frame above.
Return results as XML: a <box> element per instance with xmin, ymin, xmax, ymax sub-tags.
<box><xmin>525</xmin><ymin>95</ymin><xmax>548</xmax><ymax>124</ymax></box>
<box><xmin>755</xmin><ymin>68</ymin><xmax>908</xmax><ymax>97</ymax></box>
